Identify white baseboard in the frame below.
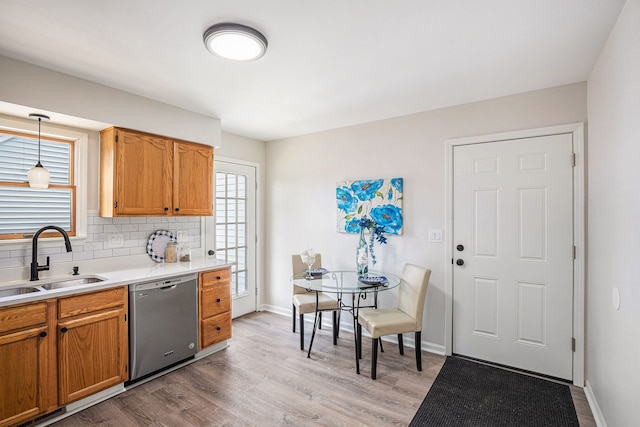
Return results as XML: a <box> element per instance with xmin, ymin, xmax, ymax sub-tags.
<box><xmin>260</xmin><ymin>306</ymin><xmax>446</xmax><ymax>356</ymax></box>
<box><xmin>259</xmin><ymin>304</ymin><xmax>289</xmax><ymax>316</ymax></box>
<box><xmin>584</xmin><ymin>380</ymin><xmax>608</xmax><ymax>427</ymax></box>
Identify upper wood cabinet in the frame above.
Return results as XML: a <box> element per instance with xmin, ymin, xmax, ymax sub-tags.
<box><xmin>100</xmin><ymin>127</ymin><xmax>213</xmax><ymax>217</ymax></box>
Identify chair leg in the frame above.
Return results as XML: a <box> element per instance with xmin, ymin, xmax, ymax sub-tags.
<box><xmin>292</xmin><ymin>304</ymin><xmax>296</xmax><ymax>333</ymax></box>
<box><xmin>415</xmin><ymin>331</ymin><xmax>422</xmax><ymax>371</ymax></box>
<box><xmin>371</xmin><ymin>337</ymin><xmax>378</xmax><ymax>379</ymax></box>
<box><xmin>398</xmin><ymin>334</ymin><xmax>404</xmax><ymax>355</ymax></box>
<box><xmin>332</xmin><ymin>311</ymin><xmax>338</xmax><ymax>345</ymax></box>
<box><xmin>318</xmin><ymin>311</ymin><xmax>323</xmax><ymax>329</ymax></box>
<box><xmin>299</xmin><ymin>313</ymin><xmax>305</xmax><ymax>350</ymax></box>
<box><xmin>379</xmin><ymin>338</ymin><xmax>384</xmax><ymax>353</ymax></box>
<box><xmin>356</xmin><ymin>323</ymin><xmax>362</xmax><ymax>359</ymax></box>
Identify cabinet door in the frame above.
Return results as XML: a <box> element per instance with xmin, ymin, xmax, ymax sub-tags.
<box><xmin>58</xmin><ymin>307</ymin><xmax>128</xmax><ymax>405</ymax></box>
<box><xmin>0</xmin><ymin>299</ymin><xmax>56</xmax><ymax>427</ymax></box>
<box><xmin>115</xmin><ymin>129</ymin><xmax>173</xmax><ymax>216</ymax></box>
<box><xmin>173</xmin><ymin>141</ymin><xmax>213</xmax><ymax>216</ymax></box>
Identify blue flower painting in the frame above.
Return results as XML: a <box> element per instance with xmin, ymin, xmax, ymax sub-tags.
<box><xmin>336</xmin><ymin>177</ymin><xmax>403</xmax><ymax>235</ymax></box>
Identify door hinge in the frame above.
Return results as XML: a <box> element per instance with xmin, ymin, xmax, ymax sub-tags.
<box><xmin>114</xmin><ymin>201</ymin><xmax>118</xmax><ymax>209</ymax></box>
<box><xmin>573</xmin><ymin>245</ymin><xmax>577</xmax><ymax>259</ymax></box>
<box><xmin>571</xmin><ymin>153</ymin><xmax>576</xmax><ymax>167</ymax></box>
<box><xmin>115</xmin><ymin>134</ymin><xmax>119</xmax><ymax>143</ymax></box>
<box><xmin>572</xmin><ymin>337</ymin><xmax>576</xmax><ymax>352</ymax></box>
<box><xmin>124</xmin><ymin>313</ymin><xmax>127</xmax><ymax>322</ymax></box>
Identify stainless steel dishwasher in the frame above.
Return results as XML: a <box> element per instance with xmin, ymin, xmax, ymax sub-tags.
<box><xmin>128</xmin><ymin>273</ymin><xmax>198</xmax><ymax>383</ymax></box>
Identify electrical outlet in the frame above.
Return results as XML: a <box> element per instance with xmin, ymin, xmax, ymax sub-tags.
<box><xmin>428</xmin><ymin>229</ymin><xmax>443</xmax><ymax>243</ymax></box>
<box><xmin>107</xmin><ymin>234</ymin><xmax>124</xmax><ymax>248</ymax></box>
<box><xmin>177</xmin><ymin>231</ymin><xmax>188</xmax><ymax>243</ymax></box>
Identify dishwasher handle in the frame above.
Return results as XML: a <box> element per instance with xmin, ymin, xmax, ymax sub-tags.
<box><xmin>131</xmin><ymin>274</ymin><xmax>198</xmax><ymax>292</ymax></box>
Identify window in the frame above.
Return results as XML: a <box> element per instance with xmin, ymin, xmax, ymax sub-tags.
<box><xmin>0</xmin><ymin>117</ymin><xmax>88</xmax><ymax>243</ymax></box>
<box><xmin>215</xmin><ymin>171</ymin><xmax>248</xmax><ymax>298</ymax></box>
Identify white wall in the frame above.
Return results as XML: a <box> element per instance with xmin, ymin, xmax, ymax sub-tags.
<box><xmin>0</xmin><ymin>55</ymin><xmax>221</xmax><ymax>146</ymax></box>
<box><xmin>264</xmin><ymin>83</ymin><xmax>587</xmax><ymax>349</ymax></box>
<box><xmin>587</xmin><ymin>0</ymin><xmax>640</xmax><ymax>425</ymax></box>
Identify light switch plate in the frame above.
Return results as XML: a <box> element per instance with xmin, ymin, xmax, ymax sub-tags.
<box><xmin>428</xmin><ymin>229</ymin><xmax>443</xmax><ymax>243</ymax></box>
<box><xmin>177</xmin><ymin>231</ymin><xmax>188</xmax><ymax>243</ymax></box>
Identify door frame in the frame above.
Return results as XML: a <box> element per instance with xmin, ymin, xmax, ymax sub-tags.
<box><xmin>202</xmin><ymin>156</ymin><xmax>262</xmax><ymax>316</ymax></box>
<box><xmin>444</xmin><ymin>123</ymin><xmax>585</xmax><ymax>386</ymax></box>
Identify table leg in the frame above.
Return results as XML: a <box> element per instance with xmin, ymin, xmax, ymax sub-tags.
<box><xmin>353</xmin><ymin>292</ymin><xmax>361</xmax><ymax>374</ymax></box>
<box><xmin>307</xmin><ymin>291</ymin><xmax>321</xmax><ymax>358</ymax></box>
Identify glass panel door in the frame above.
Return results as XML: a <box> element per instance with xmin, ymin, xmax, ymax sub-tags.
<box><xmin>206</xmin><ymin>161</ymin><xmax>256</xmax><ymax>317</ymax></box>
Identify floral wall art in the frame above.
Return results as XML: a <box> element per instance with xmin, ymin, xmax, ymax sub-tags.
<box><xmin>336</xmin><ymin>178</ymin><xmax>403</xmax><ymax>234</ymax></box>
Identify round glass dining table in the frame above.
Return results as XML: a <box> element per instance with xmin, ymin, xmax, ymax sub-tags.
<box><xmin>291</xmin><ymin>269</ymin><xmax>402</xmax><ymax>371</ymax></box>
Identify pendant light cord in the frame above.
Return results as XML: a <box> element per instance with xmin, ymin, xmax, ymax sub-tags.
<box><xmin>37</xmin><ymin>117</ymin><xmax>41</xmax><ymax>165</ymax></box>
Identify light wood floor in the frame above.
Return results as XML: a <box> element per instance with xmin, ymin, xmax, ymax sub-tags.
<box><xmin>52</xmin><ymin>311</ymin><xmax>595</xmax><ymax>426</ymax></box>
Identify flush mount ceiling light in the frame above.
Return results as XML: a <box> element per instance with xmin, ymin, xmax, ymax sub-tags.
<box><xmin>203</xmin><ymin>23</ymin><xmax>268</xmax><ymax>61</ymax></box>
<box><xmin>27</xmin><ymin>113</ymin><xmax>51</xmax><ymax>189</ymax></box>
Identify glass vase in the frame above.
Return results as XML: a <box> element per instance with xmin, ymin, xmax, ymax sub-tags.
<box><xmin>356</xmin><ymin>227</ymin><xmax>369</xmax><ymax>276</ymax></box>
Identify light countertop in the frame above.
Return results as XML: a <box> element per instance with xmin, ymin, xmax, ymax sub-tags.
<box><xmin>0</xmin><ymin>258</ymin><xmax>232</xmax><ymax>307</ymax></box>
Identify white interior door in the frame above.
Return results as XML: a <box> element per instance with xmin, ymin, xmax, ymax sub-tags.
<box><xmin>206</xmin><ymin>161</ymin><xmax>257</xmax><ymax>318</ymax></box>
<box><xmin>452</xmin><ymin>134</ymin><xmax>574</xmax><ymax>380</ymax></box>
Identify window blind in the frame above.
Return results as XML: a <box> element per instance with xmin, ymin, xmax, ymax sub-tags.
<box><xmin>0</xmin><ymin>134</ymin><xmax>73</xmax><ymax>235</ymax></box>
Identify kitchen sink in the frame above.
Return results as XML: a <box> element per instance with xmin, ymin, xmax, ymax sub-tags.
<box><xmin>0</xmin><ymin>286</ymin><xmax>42</xmax><ymax>298</ymax></box>
<box><xmin>40</xmin><ymin>275</ymin><xmax>106</xmax><ymax>290</ymax></box>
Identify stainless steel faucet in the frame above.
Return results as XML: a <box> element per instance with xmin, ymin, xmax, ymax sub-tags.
<box><xmin>30</xmin><ymin>225</ymin><xmax>72</xmax><ymax>281</ymax></box>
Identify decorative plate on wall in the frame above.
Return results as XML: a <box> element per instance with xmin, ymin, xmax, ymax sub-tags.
<box><xmin>146</xmin><ymin>230</ymin><xmax>177</xmax><ymax>262</ymax></box>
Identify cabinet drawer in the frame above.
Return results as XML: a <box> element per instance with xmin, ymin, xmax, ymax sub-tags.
<box><xmin>200</xmin><ymin>268</ymin><xmax>230</xmax><ymax>288</ymax></box>
<box><xmin>200</xmin><ymin>313</ymin><xmax>231</xmax><ymax>349</ymax></box>
<box><xmin>58</xmin><ymin>287</ymin><xmax>127</xmax><ymax>319</ymax></box>
<box><xmin>201</xmin><ymin>285</ymin><xmax>231</xmax><ymax>318</ymax></box>
<box><xmin>0</xmin><ymin>301</ymin><xmax>48</xmax><ymax>335</ymax></box>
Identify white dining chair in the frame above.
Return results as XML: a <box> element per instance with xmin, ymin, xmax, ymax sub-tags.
<box><xmin>357</xmin><ymin>263</ymin><xmax>431</xmax><ymax>379</ymax></box>
<box><xmin>292</xmin><ymin>254</ymin><xmax>340</xmax><ymax>350</ymax></box>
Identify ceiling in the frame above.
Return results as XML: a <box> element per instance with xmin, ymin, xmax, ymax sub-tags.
<box><xmin>0</xmin><ymin>0</ymin><xmax>626</xmax><ymax>141</ymax></box>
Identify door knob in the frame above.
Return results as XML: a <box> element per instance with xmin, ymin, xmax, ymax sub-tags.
<box><xmin>456</xmin><ymin>244</ymin><xmax>464</xmax><ymax>252</ymax></box>
<box><xmin>456</xmin><ymin>259</ymin><xmax>464</xmax><ymax>266</ymax></box>
<box><xmin>208</xmin><ymin>250</ymin><xmax>215</xmax><ymax>256</ymax></box>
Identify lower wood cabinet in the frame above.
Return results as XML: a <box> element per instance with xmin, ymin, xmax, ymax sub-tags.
<box><xmin>0</xmin><ymin>287</ymin><xmax>128</xmax><ymax>426</ymax></box>
<box><xmin>199</xmin><ymin>267</ymin><xmax>232</xmax><ymax>349</ymax></box>
<box><xmin>57</xmin><ymin>287</ymin><xmax>129</xmax><ymax>405</ymax></box>
<box><xmin>0</xmin><ymin>300</ymin><xmax>56</xmax><ymax>427</ymax></box>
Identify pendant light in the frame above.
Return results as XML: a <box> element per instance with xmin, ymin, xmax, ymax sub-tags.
<box><xmin>28</xmin><ymin>113</ymin><xmax>51</xmax><ymax>189</ymax></box>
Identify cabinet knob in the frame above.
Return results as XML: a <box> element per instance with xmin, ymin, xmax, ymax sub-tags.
<box><xmin>216</xmin><ymin>276</ymin><xmax>221</xmax><ymax>280</ymax></box>
<box><xmin>164</xmin><ymin>207</ymin><xmax>169</xmax><ymax>212</ymax></box>
<box><xmin>216</xmin><ymin>326</ymin><xmax>221</xmax><ymax>331</ymax></box>
<box><xmin>175</xmin><ymin>208</ymin><xmax>180</xmax><ymax>212</ymax></box>
<box><xmin>60</xmin><ymin>327</ymin><xmax>68</xmax><ymax>333</ymax></box>
<box><xmin>40</xmin><ymin>331</ymin><xmax>47</xmax><ymax>338</ymax></box>
<box><xmin>216</xmin><ymin>298</ymin><xmax>221</xmax><ymax>303</ymax></box>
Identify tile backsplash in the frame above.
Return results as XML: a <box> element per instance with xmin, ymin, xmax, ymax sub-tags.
<box><xmin>0</xmin><ymin>213</ymin><xmax>201</xmax><ymax>270</ymax></box>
